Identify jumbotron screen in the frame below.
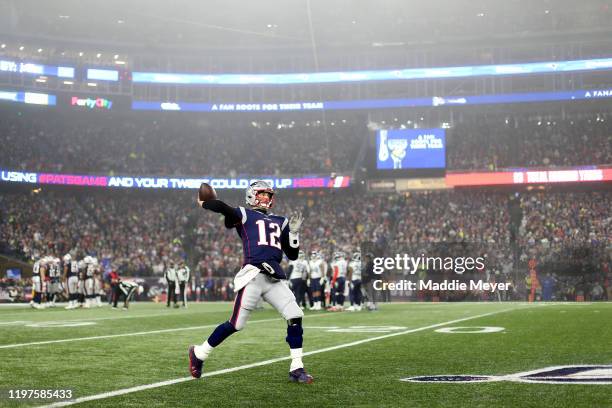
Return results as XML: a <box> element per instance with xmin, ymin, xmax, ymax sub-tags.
<box><xmin>376</xmin><ymin>128</ymin><xmax>446</xmax><ymax>170</ymax></box>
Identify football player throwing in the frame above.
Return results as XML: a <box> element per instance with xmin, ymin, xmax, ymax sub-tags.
<box><xmin>189</xmin><ymin>180</ymin><xmax>313</xmax><ymax>384</ymax></box>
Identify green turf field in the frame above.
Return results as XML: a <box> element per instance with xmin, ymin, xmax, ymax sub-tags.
<box><xmin>1</xmin><ymin>302</ymin><xmax>611</xmax><ymax>408</ymax></box>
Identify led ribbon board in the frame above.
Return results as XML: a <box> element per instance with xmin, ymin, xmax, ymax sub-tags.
<box><xmin>131</xmin><ymin>88</ymin><xmax>612</xmax><ymax>112</ymax></box>
<box><xmin>132</xmin><ymin>57</ymin><xmax>612</xmax><ymax>85</ymax></box>
<box><xmin>0</xmin><ymin>169</ymin><xmax>350</xmax><ymax>190</ymax></box>
<box><xmin>446</xmin><ymin>166</ymin><xmax>612</xmax><ymax>187</ymax></box>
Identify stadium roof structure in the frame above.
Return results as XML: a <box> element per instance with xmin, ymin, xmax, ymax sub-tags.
<box><xmin>1</xmin><ymin>0</ymin><xmax>611</xmax><ymax>53</ymax></box>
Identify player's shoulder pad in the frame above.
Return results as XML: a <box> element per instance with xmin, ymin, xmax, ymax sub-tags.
<box><xmin>238</xmin><ymin>206</ymin><xmax>247</xmax><ymax>224</ymax></box>
<box><xmin>267</xmin><ymin>213</ymin><xmax>288</xmax><ymax>229</ymax></box>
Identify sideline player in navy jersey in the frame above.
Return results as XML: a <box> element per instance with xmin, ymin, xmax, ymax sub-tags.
<box><xmin>189</xmin><ymin>180</ymin><xmax>313</xmax><ymax>384</ymax></box>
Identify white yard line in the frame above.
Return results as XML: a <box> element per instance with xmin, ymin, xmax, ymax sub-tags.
<box><xmin>36</xmin><ymin>307</ymin><xmax>521</xmax><ymax>408</ymax></box>
<box><xmin>0</xmin><ymin>312</ymin><xmax>340</xmax><ymax>350</ymax></box>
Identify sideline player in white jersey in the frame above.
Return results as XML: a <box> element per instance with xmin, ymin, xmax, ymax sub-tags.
<box><xmin>83</xmin><ymin>256</ymin><xmax>96</xmax><ymax>308</ymax></box>
<box><xmin>347</xmin><ymin>251</ymin><xmax>363</xmax><ymax>311</ymax></box>
<box><xmin>63</xmin><ymin>254</ymin><xmax>80</xmax><ymax>309</ymax></box>
<box><xmin>288</xmin><ymin>250</ymin><xmax>310</xmax><ymax>309</ymax></box>
<box><xmin>329</xmin><ymin>251</ymin><xmax>348</xmax><ymax>311</ymax></box>
<box><xmin>176</xmin><ymin>261</ymin><xmax>190</xmax><ymax>308</ymax></box>
<box><xmin>308</xmin><ymin>250</ymin><xmax>327</xmax><ymax>310</ymax></box>
<box><xmin>92</xmin><ymin>257</ymin><xmax>104</xmax><ymax>307</ymax></box>
<box><xmin>31</xmin><ymin>256</ymin><xmax>47</xmax><ymax>309</ymax></box>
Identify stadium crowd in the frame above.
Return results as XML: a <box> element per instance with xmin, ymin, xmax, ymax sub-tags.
<box><xmin>1</xmin><ymin>188</ymin><xmax>609</xmax><ymax>302</ymax></box>
<box><xmin>447</xmin><ymin>113</ymin><xmax>612</xmax><ymax>170</ymax></box>
<box><xmin>1</xmin><ymin>110</ymin><xmax>610</xmax><ymax>177</ymax></box>
<box><xmin>0</xmin><ymin>112</ymin><xmax>363</xmax><ymax>176</ymax></box>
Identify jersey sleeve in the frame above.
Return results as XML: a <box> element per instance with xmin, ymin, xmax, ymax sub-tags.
<box><xmin>281</xmin><ymin>218</ymin><xmax>299</xmax><ymax>261</ymax></box>
<box><xmin>202</xmin><ymin>199</ymin><xmax>242</xmax><ymax>228</ymax></box>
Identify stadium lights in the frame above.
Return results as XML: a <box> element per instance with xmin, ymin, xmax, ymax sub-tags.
<box><xmin>1</xmin><ymin>44</ymin><xmax>6</xmax><ymax>48</ymax></box>
<box><xmin>19</xmin><ymin>46</ymin><xmax>24</xmax><ymax>51</ymax></box>
<box><xmin>115</xmin><ymin>60</ymin><xmax>126</xmax><ymax>65</ymax></box>
<box><xmin>38</xmin><ymin>48</ymin><xmax>43</xmax><ymax>53</ymax></box>
<box><xmin>63</xmin><ymin>80</ymin><xmax>73</xmax><ymax>85</ymax></box>
<box><xmin>96</xmin><ymin>53</ymin><xmax>102</xmax><ymax>58</ymax></box>
<box><xmin>87</xmin><ymin>82</ymin><xmax>97</xmax><ymax>87</ymax></box>
<box><xmin>35</xmin><ymin>77</ymin><xmax>47</xmax><ymax>83</ymax></box>
<box><xmin>114</xmin><ymin>54</ymin><xmax>119</xmax><ymax>59</ymax></box>
<box><xmin>117</xmin><ymin>19</ymin><xmax>125</xmax><ymax>24</ymax></box>
<box><xmin>79</xmin><ymin>52</ymin><xmax>84</xmax><ymax>57</ymax></box>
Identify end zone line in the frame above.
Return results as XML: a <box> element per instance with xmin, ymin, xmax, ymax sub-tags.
<box><xmin>0</xmin><ymin>312</ymin><xmax>340</xmax><ymax>350</ymax></box>
<box><xmin>36</xmin><ymin>307</ymin><xmax>521</xmax><ymax>408</ymax></box>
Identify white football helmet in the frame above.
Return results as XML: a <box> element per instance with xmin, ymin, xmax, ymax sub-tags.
<box><xmin>246</xmin><ymin>180</ymin><xmax>275</xmax><ymax>210</ymax></box>
<box><xmin>351</xmin><ymin>252</ymin><xmax>361</xmax><ymax>262</ymax></box>
<box><xmin>63</xmin><ymin>254</ymin><xmax>72</xmax><ymax>263</ymax></box>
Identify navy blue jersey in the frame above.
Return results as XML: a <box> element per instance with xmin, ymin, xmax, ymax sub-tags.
<box><xmin>232</xmin><ymin>206</ymin><xmax>294</xmax><ymax>279</ymax></box>
<box><xmin>202</xmin><ymin>200</ymin><xmax>300</xmax><ymax>280</ymax></box>
<box><xmin>234</xmin><ymin>207</ymin><xmax>287</xmax><ymax>263</ymax></box>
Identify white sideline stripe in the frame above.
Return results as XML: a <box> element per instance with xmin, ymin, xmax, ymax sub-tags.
<box><xmin>0</xmin><ymin>311</ymin><xmax>204</xmax><ymax>325</ymax></box>
<box><xmin>0</xmin><ymin>303</ymin><xmax>235</xmax><ymax>319</ymax></box>
<box><xmin>36</xmin><ymin>307</ymin><xmax>519</xmax><ymax>408</ymax></box>
<box><xmin>0</xmin><ymin>312</ymin><xmax>338</xmax><ymax>350</ymax></box>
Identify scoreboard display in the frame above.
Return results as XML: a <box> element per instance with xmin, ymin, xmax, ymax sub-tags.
<box><xmin>376</xmin><ymin>128</ymin><xmax>446</xmax><ymax>170</ymax></box>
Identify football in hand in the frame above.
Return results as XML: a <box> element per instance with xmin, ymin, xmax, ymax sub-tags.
<box><xmin>198</xmin><ymin>183</ymin><xmax>217</xmax><ymax>202</ymax></box>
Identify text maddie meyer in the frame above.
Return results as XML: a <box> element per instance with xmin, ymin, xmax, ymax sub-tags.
<box><xmin>373</xmin><ymin>279</ymin><xmax>511</xmax><ymax>292</ymax></box>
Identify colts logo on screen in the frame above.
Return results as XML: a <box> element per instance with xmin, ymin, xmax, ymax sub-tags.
<box><xmin>401</xmin><ymin>365</ymin><xmax>612</xmax><ymax>384</ymax></box>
